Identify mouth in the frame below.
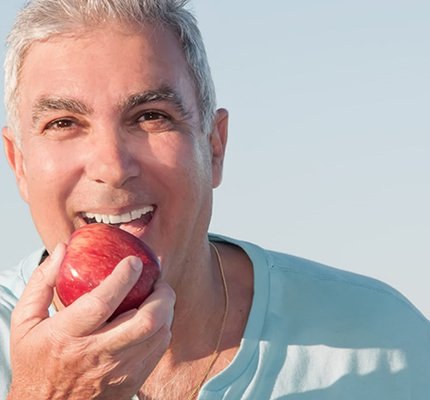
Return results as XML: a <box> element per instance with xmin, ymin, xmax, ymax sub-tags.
<box><xmin>81</xmin><ymin>205</ymin><xmax>155</xmax><ymax>234</ymax></box>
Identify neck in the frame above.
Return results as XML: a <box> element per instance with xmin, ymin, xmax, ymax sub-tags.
<box><xmin>166</xmin><ymin>240</ymin><xmax>227</xmax><ymax>362</ymax></box>
<box><xmin>140</xmin><ymin>240</ymin><xmax>254</xmax><ymax>400</ymax></box>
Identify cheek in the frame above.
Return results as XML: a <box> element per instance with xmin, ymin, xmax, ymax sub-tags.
<box><xmin>169</xmin><ymin>139</ymin><xmax>213</xmax><ymax>216</ymax></box>
<box><xmin>146</xmin><ymin>135</ymin><xmax>213</xmax><ymax>217</ymax></box>
<box><xmin>22</xmin><ymin>143</ymin><xmax>80</xmax><ymax>218</ymax></box>
<box><xmin>22</xmin><ymin>147</ymin><xmax>83</xmax><ymax>250</ymax></box>
<box><xmin>148</xmin><ymin>133</ymin><xmax>211</xmax><ymax>179</ymax></box>
<box><xmin>25</xmin><ymin>149</ymin><xmax>75</xmax><ymax>195</ymax></box>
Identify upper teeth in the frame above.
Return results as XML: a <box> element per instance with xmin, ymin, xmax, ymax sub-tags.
<box><xmin>82</xmin><ymin>206</ymin><xmax>154</xmax><ymax>224</ymax></box>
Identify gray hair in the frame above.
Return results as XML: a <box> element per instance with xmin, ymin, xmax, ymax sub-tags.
<box><xmin>4</xmin><ymin>0</ymin><xmax>217</xmax><ymax>142</ymax></box>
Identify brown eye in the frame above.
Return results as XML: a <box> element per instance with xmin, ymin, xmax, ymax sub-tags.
<box><xmin>42</xmin><ymin>118</ymin><xmax>83</xmax><ymax>139</ymax></box>
<box><xmin>136</xmin><ymin>111</ymin><xmax>173</xmax><ymax>133</ymax></box>
<box><xmin>138</xmin><ymin>111</ymin><xmax>166</xmax><ymax>121</ymax></box>
<box><xmin>46</xmin><ymin>119</ymin><xmax>75</xmax><ymax>130</ymax></box>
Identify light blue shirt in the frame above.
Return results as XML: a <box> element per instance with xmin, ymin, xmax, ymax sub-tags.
<box><xmin>1</xmin><ymin>234</ymin><xmax>430</xmax><ymax>399</ymax></box>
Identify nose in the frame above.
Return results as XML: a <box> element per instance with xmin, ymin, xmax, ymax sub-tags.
<box><xmin>85</xmin><ymin>129</ymin><xmax>140</xmax><ymax>188</ymax></box>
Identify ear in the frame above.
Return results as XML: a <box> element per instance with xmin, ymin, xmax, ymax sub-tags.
<box><xmin>210</xmin><ymin>108</ymin><xmax>228</xmax><ymax>188</ymax></box>
<box><xmin>2</xmin><ymin>126</ymin><xmax>29</xmax><ymax>202</ymax></box>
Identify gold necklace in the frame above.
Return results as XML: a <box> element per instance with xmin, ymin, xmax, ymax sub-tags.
<box><xmin>185</xmin><ymin>242</ymin><xmax>230</xmax><ymax>400</ymax></box>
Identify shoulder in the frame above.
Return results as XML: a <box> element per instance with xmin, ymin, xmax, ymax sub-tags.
<box><xmin>209</xmin><ymin>234</ymin><xmax>430</xmax><ymax>394</ymax></box>
<box><xmin>270</xmin><ymin>249</ymin><xmax>429</xmax><ymax>337</ymax></box>
<box><xmin>265</xmin><ymin>248</ymin><xmax>430</xmax><ymax>389</ymax></box>
<box><xmin>210</xmin><ymin>233</ymin><xmax>430</xmax><ymax>342</ymax></box>
<box><xmin>269</xmin><ymin>249</ymin><xmax>428</xmax><ymax>325</ymax></box>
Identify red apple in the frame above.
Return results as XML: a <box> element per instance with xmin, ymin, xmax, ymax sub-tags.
<box><xmin>56</xmin><ymin>223</ymin><xmax>160</xmax><ymax>319</ymax></box>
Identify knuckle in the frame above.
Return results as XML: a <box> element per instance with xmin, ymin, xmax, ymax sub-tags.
<box><xmin>165</xmin><ymin>285</ymin><xmax>176</xmax><ymax>304</ymax></box>
<box><xmin>10</xmin><ymin>304</ymin><xmax>33</xmax><ymax>331</ymax></box>
<box><xmin>156</xmin><ymin>281</ymin><xmax>176</xmax><ymax>302</ymax></box>
<box><xmin>158</xmin><ymin>323</ymin><xmax>172</xmax><ymax>344</ymax></box>
<box><xmin>138</xmin><ymin>311</ymin><xmax>160</xmax><ymax>336</ymax></box>
<box><xmin>135</xmin><ymin>309</ymin><xmax>172</xmax><ymax>341</ymax></box>
<box><xmin>80</xmin><ymin>292</ymin><xmax>114</xmax><ymax>320</ymax></box>
<box><xmin>31</xmin><ymin>265</ymin><xmax>49</xmax><ymax>284</ymax></box>
<box><xmin>112</xmin><ymin>264</ymin><xmax>135</xmax><ymax>288</ymax></box>
<box><xmin>10</xmin><ymin>308</ymin><xmax>23</xmax><ymax>332</ymax></box>
<box><xmin>48</xmin><ymin>328</ymin><xmax>86</xmax><ymax>355</ymax></box>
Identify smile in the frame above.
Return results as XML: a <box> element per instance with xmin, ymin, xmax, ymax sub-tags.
<box><xmin>81</xmin><ymin>206</ymin><xmax>155</xmax><ymax>225</ymax></box>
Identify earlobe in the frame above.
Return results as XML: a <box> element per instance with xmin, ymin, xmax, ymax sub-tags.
<box><xmin>210</xmin><ymin>108</ymin><xmax>229</xmax><ymax>188</ymax></box>
<box><xmin>2</xmin><ymin>127</ymin><xmax>29</xmax><ymax>202</ymax></box>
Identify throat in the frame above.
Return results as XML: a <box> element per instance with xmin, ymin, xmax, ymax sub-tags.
<box><xmin>139</xmin><ymin>242</ymin><xmax>253</xmax><ymax>400</ymax></box>
<box><xmin>140</xmin><ymin>243</ymin><xmax>230</xmax><ymax>399</ymax></box>
<box><xmin>170</xmin><ymin>243</ymin><xmax>228</xmax><ymax>350</ymax></box>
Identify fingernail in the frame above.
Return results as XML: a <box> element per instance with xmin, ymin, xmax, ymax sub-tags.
<box><xmin>130</xmin><ymin>257</ymin><xmax>143</xmax><ymax>272</ymax></box>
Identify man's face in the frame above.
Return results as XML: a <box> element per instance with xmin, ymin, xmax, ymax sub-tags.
<box><xmin>3</xmin><ymin>24</ymin><xmax>227</xmax><ymax>276</ymax></box>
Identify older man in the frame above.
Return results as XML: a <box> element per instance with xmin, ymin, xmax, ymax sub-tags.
<box><xmin>1</xmin><ymin>1</ymin><xmax>429</xmax><ymax>399</ymax></box>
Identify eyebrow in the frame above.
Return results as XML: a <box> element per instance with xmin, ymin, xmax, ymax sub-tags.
<box><xmin>121</xmin><ymin>86</ymin><xmax>192</xmax><ymax>119</ymax></box>
<box><xmin>32</xmin><ymin>97</ymin><xmax>94</xmax><ymax>126</ymax></box>
<box><xmin>31</xmin><ymin>86</ymin><xmax>192</xmax><ymax>126</ymax></box>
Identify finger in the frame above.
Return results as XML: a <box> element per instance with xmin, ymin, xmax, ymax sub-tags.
<box><xmin>99</xmin><ymin>281</ymin><xmax>176</xmax><ymax>352</ymax></box>
<box><xmin>141</xmin><ymin>280</ymin><xmax>176</xmax><ymax>328</ymax></box>
<box><xmin>121</xmin><ymin>320</ymin><xmax>172</xmax><ymax>383</ymax></box>
<box><xmin>53</xmin><ymin>255</ymin><xmax>143</xmax><ymax>336</ymax></box>
<box><xmin>12</xmin><ymin>243</ymin><xmax>66</xmax><ymax>330</ymax></box>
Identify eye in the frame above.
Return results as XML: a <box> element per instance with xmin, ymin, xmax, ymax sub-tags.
<box><xmin>136</xmin><ymin>111</ymin><xmax>173</xmax><ymax>133</ymax></box>
<box><xmin>138</xmin><ymin>111</ymin><xmax>167</xmax><ymax>122</ymax></box>
<box><xmin>45</xmin><ymin>118</ymin><xmax>76</xmax><ymax>131</ymax></box>
<box><xmin>41</xmin><ymin>117</ymin><xmax>84</xmax><ymax>140</ymax></box>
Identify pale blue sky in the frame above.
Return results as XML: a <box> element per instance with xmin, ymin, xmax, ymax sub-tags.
<box><xmin>1</xmin><ymin>1</ymin><xmax>429</xmax><ymax>318</ymax></box>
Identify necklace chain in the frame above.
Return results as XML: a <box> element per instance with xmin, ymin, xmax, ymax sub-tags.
<box><xmin>185</xmin><ymin>242</ymin><xmax>230</xmax><ymax>400</ymax></box>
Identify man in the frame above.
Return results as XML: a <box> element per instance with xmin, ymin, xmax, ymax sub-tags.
<box><xmin>0</xmin><ymin>0</ymin><xmax>429</xmax><ymax>399</ymax></box>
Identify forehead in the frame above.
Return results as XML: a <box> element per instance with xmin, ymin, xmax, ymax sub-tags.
<box><xmin>18</xmin><ymin>23</ymin><xmax>197</xmax><ymax>115</ymax></box>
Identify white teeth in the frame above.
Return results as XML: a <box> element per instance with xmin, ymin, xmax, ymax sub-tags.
<box><xmin>131</xmin><ymin>209</ymin><xmax>141</xmax><ymax>220</ymax></box>
<box><xmin>109</xmin><ymin>213</ymin><xmax>131</xmax><ymax>224</ymax></box>
<box><xmin>82</xmin><ymin>206</ymin><xmax>154</xmax><ymax>225</ymax></box>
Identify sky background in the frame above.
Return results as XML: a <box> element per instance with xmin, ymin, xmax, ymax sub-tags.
<box><xmin>0</xmin><ymin>1</ymin><xmax>429</xmax><ymax>319</ymax></box>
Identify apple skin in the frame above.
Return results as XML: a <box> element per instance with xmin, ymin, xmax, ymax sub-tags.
<box><xmin>56</xmin><ymin>223</ymin><xmax>160</xmax><ymax>319</ymax></box>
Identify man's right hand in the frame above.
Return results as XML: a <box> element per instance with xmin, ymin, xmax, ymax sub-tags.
<box><xmin>7</xmin><ymin>243</ymin><xmax>175</xmax><ymax>400</ymax></box>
